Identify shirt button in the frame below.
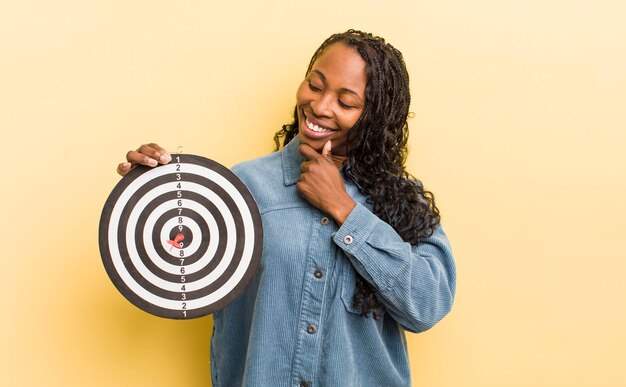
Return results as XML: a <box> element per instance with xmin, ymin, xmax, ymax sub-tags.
<box><xmin>320</xmin><ymin>216</ymin><xmax>330</xmax><ymax>225</ymax></box>
<box><xmin>343</xmin><ymin>235</ymin><xmax>354</xmax><ymax>245</ymax></box>
<box><xmin>306</xmin><ymin>324</ymin><xmax>317</xmax><ymax>334</ymax></box>
<box><xmin>300</xmin><ymin>381</ymin><xmax>309</xmax><ymax>387</ymax></box>
<box><xmin>314</xmin><ymin>269</ymin><xmax>324</xmax><ymax>279</ymax></box>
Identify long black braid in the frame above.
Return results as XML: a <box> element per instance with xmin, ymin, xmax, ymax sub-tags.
<box><xmin>274</xmin><ymin>30</ymin><xmax>440</xmax><ymax>319</ymax></box>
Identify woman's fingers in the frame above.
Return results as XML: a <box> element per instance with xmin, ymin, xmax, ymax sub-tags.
<box><xmin>126</xmin><ymin>149</ymin><xmax>158</xmax><ymax>167</ymax></box>
<box><xmin>116</xmin><ymin>162</ymin><xmax>133</xmax><ymax>176</ymax></box>
<box><xmin>117</xmin><ymin>143</ymin><xmax>172</xmax><ymax>176</ymax></box>
<box><xmin>136</xmin><ymin>143</ymin><xmax>171</xmax><ymax>164</ymax></box>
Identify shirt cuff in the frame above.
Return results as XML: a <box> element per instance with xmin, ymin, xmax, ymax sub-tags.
<box><xmin>333</xmin><ymin>202</ymin><xmax>378</xmax><ymax>255</ymax></box>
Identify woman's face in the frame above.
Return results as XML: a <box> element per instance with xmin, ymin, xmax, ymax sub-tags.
<box><xmin>296</xmin><ymin>42</ymin><xmax>367</xmax><ymax>157</ymax></box>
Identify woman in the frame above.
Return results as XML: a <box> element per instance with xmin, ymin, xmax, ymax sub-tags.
<box><xmin>118</xmin><ymin>30</ymin><xmax>456</xmax><ymax>387</ymax></box>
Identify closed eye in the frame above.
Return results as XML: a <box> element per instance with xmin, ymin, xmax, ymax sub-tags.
<box><xmin>338</xmin><ymin>100</ymin><xmax>355</xmax><ymax>109</ymax></box>
<box><xmin>308</xmin><ymin>81</ymin><xmax>321</xmax><ymax>92</ymax></box>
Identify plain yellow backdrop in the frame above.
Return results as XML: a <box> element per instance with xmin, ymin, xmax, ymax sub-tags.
<box><xmin>1</xmin><ymin>0</ymin><xmax>625</xmax><ymax>386</ymax></box>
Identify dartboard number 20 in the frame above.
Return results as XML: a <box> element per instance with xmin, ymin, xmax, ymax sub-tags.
<box><xmin>99</xmin><ymin>154</ymin><xmax>263</xmax><ymax>319</ymax></box>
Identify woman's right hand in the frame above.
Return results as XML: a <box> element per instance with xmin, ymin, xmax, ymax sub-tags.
<box><xmin>116</xmin><ymin>143</ymin><xmax>172</xmax><ymax>176</ymax></box>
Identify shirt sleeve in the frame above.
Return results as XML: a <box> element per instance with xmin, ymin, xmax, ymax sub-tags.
<box><xmin>332</xmin><ymin>202</ymin><xmax>457</xmax><ymax>333</ymax></box>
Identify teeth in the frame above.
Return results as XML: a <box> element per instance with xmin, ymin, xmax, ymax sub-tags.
<box><xmin>306</xmin><ymin>119</ymin><xmax>331</xmax><ymax>133</ymax></box>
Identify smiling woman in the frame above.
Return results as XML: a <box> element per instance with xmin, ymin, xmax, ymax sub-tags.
<box><xmin>276</xmin><ymin>30</ymin><xmax>449</xmax><ymax>321</ymax></box>
<box><xmin>117</xmin><ymin>29</ymin><xmax>456</xmax><ymax>387</ymax></box>
<box><xmin>295</xmin><ymin>42</ymin><xmax>367</xmax><ymax>158</ymax></box>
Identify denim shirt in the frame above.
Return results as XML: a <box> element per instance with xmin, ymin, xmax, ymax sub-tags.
<box><xmin>210</xmin><ymin>137</ymin><xmax>456</xmax><ymax>387</ymax></box>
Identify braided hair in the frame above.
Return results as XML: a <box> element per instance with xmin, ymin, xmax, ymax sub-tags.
<box><xmin>274</xmin><ymin>30</ymin><xmax>440</xmax><ymax>319</ymax></box>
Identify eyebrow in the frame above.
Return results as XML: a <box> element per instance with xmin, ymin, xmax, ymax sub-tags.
<box><xmin>311</xmin><ymin>69</ymin><xmax>363</xmax><ymax>102</ymax></box>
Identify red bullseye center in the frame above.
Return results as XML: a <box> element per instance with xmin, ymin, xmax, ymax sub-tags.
<box><xmin>168</xmin><ymin>226</ymin><xmax>193</xmax><ymax>249</ymax></box>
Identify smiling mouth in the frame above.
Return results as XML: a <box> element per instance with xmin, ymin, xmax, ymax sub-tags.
<box><xmin>305</xmin><ymin>117</ymin><xmax>334</xmax><ymax>133</ymax></box>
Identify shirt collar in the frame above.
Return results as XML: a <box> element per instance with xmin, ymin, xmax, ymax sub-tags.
<box><xmin>281</xmin><ymin>136</ymin><xmax>305</xmax><ymax>186</ymax></box>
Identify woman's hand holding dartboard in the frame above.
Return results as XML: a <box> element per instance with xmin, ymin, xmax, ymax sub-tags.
<box><xmin>117</xmin><ymin>143</ymin><xmax>172</xmax><ymax>176</ymax></box>
<box><xmin>100</xmin><ymin>143</ymin><xmax>263</xmax><ymax>319</ymax></box>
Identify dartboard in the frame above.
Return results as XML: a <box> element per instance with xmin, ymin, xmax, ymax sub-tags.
<box><xmin>99</xmin><ymin>154</ymin><xmax>263</xmax><ymax>319</ymax></box>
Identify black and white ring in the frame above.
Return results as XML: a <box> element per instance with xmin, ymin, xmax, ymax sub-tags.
<box><xmin>99</xmin><ymin>154</ymin><xmax>263</xmax><ymax>319</ymax></box>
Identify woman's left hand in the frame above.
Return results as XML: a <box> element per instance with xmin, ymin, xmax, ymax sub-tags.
<box><xmin>297</xmin><ymin>141</ymin><xmax>356</xmax><ymax>225</ymax></box>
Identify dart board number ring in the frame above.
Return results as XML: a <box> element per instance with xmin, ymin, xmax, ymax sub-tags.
<box><xmin>99</xmin><ymin>154</ymin><xmax>263</xmax><ymax>319</ymax></box>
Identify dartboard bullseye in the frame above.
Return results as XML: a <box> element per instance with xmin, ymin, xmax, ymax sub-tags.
<box><xmin>99</xmin><ymin>154</ymin><xmax>263</xmax><ymax>319</ymax></box>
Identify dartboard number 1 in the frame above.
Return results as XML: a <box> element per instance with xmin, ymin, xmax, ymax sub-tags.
<box><xmin>175</xmin><ymin>157</ymin><xmax>188</xmax><ymax>318</ymax></box>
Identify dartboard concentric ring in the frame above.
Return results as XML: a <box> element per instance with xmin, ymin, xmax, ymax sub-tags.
<box><xmin>99</xmin><ymin>154</ymin><xmax>263</xmax><ymax>319</ymax></box>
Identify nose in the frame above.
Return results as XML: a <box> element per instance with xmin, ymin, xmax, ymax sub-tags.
<box><xmin>310</xmin><ymin>93</ymin><xmax>333</xmax><ymax>118</ymax></box>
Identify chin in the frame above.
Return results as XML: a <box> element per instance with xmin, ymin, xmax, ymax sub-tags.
<box><xmin>297</xmin><ymin>131</ymin><xmax>323</xmax><ymax>151</ymax></box>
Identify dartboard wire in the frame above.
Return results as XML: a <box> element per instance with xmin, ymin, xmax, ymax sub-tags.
<box><xmin>106</xmin><ymin>163</ymin><xmax>258</xmax><ymax>311</ymax></box>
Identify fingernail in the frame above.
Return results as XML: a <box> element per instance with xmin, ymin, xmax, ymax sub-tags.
<box><xmin>148</xmin><ymin>158</ymin><xmax>158</xmax><ymax>166</ymax></box>
<box><xmin>160</xmin><ymin>154</ymin><xmax>171</xmax><ymax>163</ymax></box>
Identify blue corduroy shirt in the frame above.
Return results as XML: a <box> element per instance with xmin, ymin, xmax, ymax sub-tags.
<box><xmin>210</xmin><ymin>137</ymin><xmax>456</xmax><ymax>387</ymax></box>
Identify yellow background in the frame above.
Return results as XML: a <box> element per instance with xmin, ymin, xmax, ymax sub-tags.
<box><xmin>2</xmin><ymin>0</ymin><xmax>625</xmax><ymax>386</ymax></box>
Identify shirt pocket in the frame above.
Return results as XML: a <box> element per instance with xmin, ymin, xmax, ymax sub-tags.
<box><xmin>339</xmin><ymin>258</ymin><xmax>388</xmax><ymax>319</ymax></box>
<box><xmin>340</xmin><ymin>261</ymin><xmax>362</xmax><ymax>315</ymax></box>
